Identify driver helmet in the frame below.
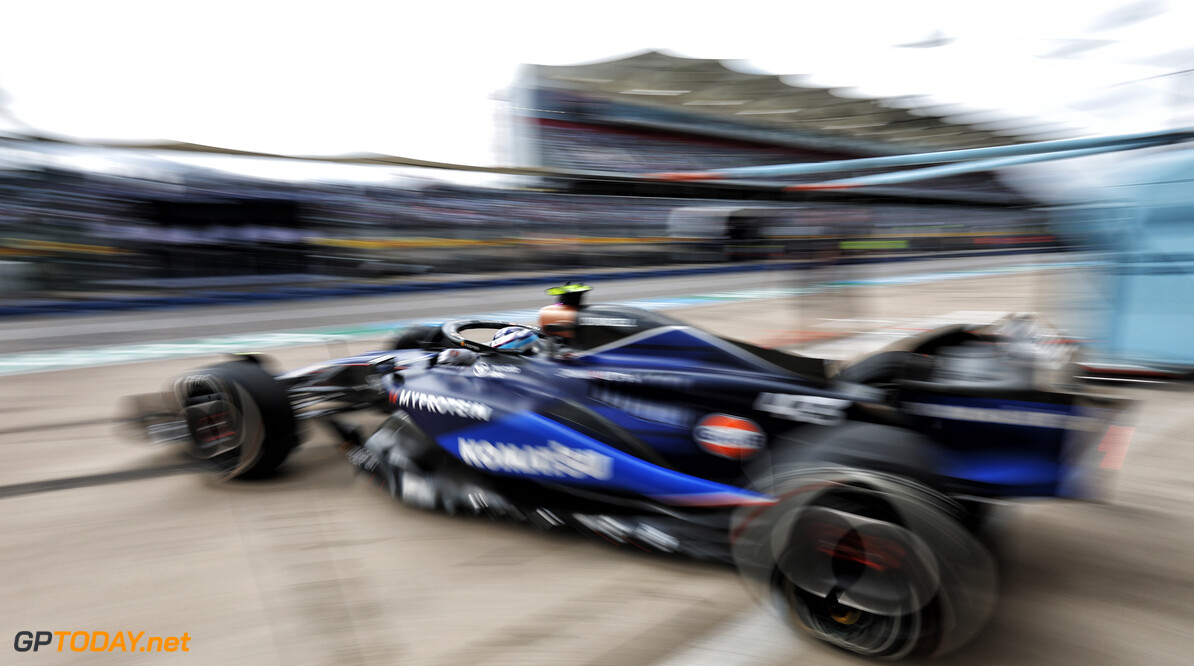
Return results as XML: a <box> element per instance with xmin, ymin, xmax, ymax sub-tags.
<box><xmin>491</xmin><ymin>326</ymin><xmax>537</xmax><ymax>353</ymax></box>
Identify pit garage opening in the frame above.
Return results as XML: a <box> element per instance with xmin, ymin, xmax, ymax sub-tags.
<box><xmin>139</xmin><ymin>199</ymin><xmax>311</xmax><ymax>279</ymax></box>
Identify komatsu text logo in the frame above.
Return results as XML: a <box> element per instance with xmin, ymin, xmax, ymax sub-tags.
<box><xmin>394</xmin><ymin>390</ymin><xmax>492</xmax><ymax>421</ymax></box>
<box><xmin>458</xmin><ymin>437</ymin><xmax>613</xmax><ymax>480</ymax></box>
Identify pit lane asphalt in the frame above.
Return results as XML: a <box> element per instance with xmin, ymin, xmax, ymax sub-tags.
<box><xmin>4</xmin><ymin>258</ymin><xmax>1192</xmax><ymax>665</ymax></box>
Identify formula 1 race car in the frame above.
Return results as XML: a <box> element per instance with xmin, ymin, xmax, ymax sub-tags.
<box><xmin>122</xmin><ymin>284</ymin><xmax>1130</xmax><ymax>660</ymax></box>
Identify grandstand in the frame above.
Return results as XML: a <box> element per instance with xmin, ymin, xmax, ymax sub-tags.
<box><xmin>503</xmin><ymin>51</ymin><xmax>1059</xmax><ymax>260</ymax></box>
<box><xmin>511</xmin><ymin>51</ymin><xmax>1051</xmax><ymax>202</ymax></box>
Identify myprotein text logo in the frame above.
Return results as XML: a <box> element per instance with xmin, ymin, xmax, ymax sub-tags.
<box><xmin>13</xmin><ymin>631</ymin><xmax>191</xmax><ymax>653</ymax></box>
<box><xmin>393</xmin><ymin>389</ymin><xmax>492</xmax><ymax>421</ymax></box>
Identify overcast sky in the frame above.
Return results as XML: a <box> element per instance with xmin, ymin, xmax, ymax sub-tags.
<box><xmin>2</xmin><ymin>0</ymin><xmax>1191</xmax><ymax>167</ymax></box>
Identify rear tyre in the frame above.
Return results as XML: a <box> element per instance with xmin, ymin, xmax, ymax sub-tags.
<box><xmin>174</xmin><ymin>360</ymin><xmax>298</xmax><ymax>480</ymax></box>
<box><xmin>733</xmin><ymin>468</ymin><xmax>997</xmax><ymax>660</ymax></box>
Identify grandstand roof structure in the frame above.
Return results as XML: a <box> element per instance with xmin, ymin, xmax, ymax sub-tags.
<box><xmin>526</xmin><ymin>50</ymin><xmax>1073</xmax><ymax>155</ymax></box>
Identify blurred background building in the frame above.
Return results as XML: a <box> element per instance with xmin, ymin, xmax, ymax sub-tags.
<box><xmin>0</xmin><ymin>51</ymin><xmax>1073</xmax><ymax>298</ymax></box>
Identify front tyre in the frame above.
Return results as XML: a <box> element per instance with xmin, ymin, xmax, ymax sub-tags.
<box><xmin>174</xmin><ymin>360</ymin><xmax>298</xmax><ymax>480</ymax></box>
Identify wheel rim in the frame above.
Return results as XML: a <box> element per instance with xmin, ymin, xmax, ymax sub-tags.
<box><xmin>732</xmin><ymin>470</ymin><xmax>997</xmax><ymax>658</ymax></box>
<box><xmin>174</xmin><ymin>373</ymin><xmax>265</xmax><ymax>479</ymax></box>
<box><xmin>779</xmin><ymin>498</ymin><xmax>935</xmax><ymax>658</ymax></box>
<box><xmin>177</xmin><ymin>374</ymin><xmax>242</xmax><ymax>459</ymax></box>
<box><xmin>784</xmin><ymin>580</ymin><xmax>916</xmax><ymax>657</ymax></box>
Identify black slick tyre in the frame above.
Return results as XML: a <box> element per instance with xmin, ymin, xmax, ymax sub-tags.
<box><xmin>174</xmin><ymin>360</ymin><xmax>298</xmax><ymax>480</ymax></box>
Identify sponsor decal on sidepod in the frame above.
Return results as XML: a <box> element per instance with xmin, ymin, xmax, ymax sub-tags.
<box><xmin>393</xmin><ymin>389</ymin><xmax>492</xmax><ymax>421</ymax></box>
<box><xmin>693</xmin><ymin>414</ymin><xmax>766</xmax><ymax>459</ymax></box>
<box><xmin>473</xmin><ymin>362</ymin><xmax>521</xmax><ymax>378</ymax></box>
<box><xmin>458</xmin><ymin>438</ymin><xmax>614</xmax><ymax>480</ymax></box>
<box><xmin>753</xmin><ymin>393</ymin><xmax>851</xmax><ymax>425</ymax></box>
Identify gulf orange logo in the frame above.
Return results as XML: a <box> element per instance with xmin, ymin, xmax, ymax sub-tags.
<box><xmin>694</xmin><ymin>414</ymin><xmax>766</xmax><ymax>459</ymax></box>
